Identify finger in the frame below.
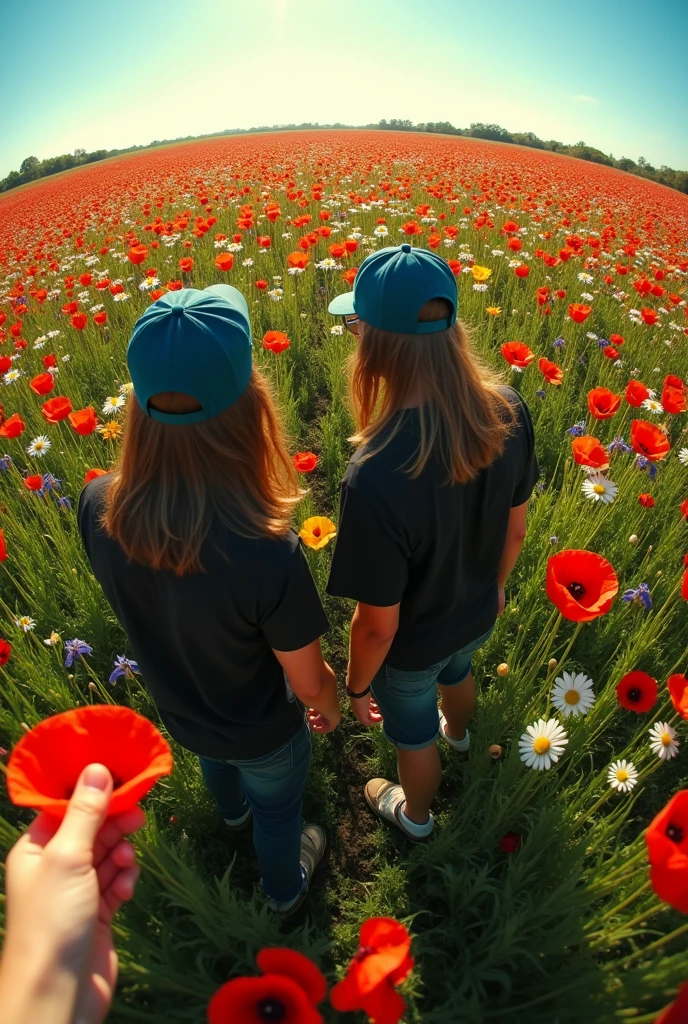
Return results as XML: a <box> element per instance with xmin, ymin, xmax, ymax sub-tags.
<box><xmin>101</xmin><ymin>865</ymin><xmax>140</xmax><ymax>922</ymax></box>
<box><xmin>97</xmin><ymin>841</ymin><xmax>136</xmax><ymax>893</ymax></box>
<box><xmin>21</xmin><ymin>810</ymin><xmax>61</xmax><ymax>852</ymax></box>
<box><xmin>51</xmin><ymin>764</ymin><xmax>112</xmax><ymax>859</ymax></box>
<box><xmin>93</xmin><ymin>807</ymin><xmax>146</xmax><ymax>867</ymax></box>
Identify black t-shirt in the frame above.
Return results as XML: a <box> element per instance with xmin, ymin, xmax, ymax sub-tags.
<box><xmin>78</xmin><ymin>475</ymin><xmax>329</xmax><ymax>760</ymax></box>
<box><xmin>327</xmin><ymin>387</ymin><xmax>538</xmax><ymax>670</ymax></box>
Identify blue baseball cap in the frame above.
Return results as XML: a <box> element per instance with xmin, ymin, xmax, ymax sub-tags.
<box><xmin>127</xmin><ymin>285</ymin><xmax>252</xmax><ymax>425</ymax></box>
<box><xmin>328</xmin><ymin>244</ymin><xmax>458</xmax><ymax>334</ymax></box>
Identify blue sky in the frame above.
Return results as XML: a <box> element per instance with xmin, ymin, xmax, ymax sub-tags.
<box><xmin>1</xmin><ymin>0</ymin><xmax>687</xmax><ymax>178</ymax></box>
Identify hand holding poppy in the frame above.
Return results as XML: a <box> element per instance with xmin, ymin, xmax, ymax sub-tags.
<box><xmin>0</xmin><ymin>763</ymin><xmax>145</xmax><ymax>1024</ymax></box>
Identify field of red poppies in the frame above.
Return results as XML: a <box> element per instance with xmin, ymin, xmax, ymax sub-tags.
<box><xmin>0</xmin><ymin>130</ymin><xmax>688</xmax><ymax>1023</ymax></box>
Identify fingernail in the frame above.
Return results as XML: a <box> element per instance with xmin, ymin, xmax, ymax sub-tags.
<box><xmin>82</xmin><ymin>763</ymin><xmax>111</xmax><ymax>791</ymax></box>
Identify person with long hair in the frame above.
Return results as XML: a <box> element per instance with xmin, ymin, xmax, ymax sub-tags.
<box><xmin>326</xmin><ymin>245</ymin><xmax>538</xmax><ymax>840</ymax></box>
<box><xmin>78</xmin><ymin>285</ymin><xmax>338</xmax><ymax>912</ymax></box>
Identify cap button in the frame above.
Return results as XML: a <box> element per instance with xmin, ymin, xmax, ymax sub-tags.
<box><xmin>171</xmin><ymin>306</ymin><xmax>184</xmax><ymax>316</ymax></box>
<box><xmin>400</xmin><ymin>243</ymin><xmax>412</xmax><ymax>253</ymax></box>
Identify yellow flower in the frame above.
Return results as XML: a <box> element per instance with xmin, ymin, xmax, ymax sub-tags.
<box><xmin>98</xmin><ymin>421</ymin><xmax>122</xmax><ymax>441</ymax></box>
<box><xmin>299</xmin><ymin>516</ymin><xmax>337</xmax><ymax>550</ymax></box>
<box><xmin>470</xmin><ymin>265</ymin><xmax>492</xmax><ymax>283</ymax></box>
<box><xmin>485</xmin><ymin>306</ymin><xmax>502</xmax><ymax>316</ymax></box>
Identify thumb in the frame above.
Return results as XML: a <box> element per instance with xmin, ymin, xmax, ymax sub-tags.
<box><xmin>54</xmin><ymin>763</ymin><xmax>113</xmax><ymax>853</ymax></box>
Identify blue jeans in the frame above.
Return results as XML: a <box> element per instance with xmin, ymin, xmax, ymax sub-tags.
<box><xmin>371</xmin><ymin>627</ymin><xmax>495</xmax><ymax>750</ymax></box>
<box><xmin>199</xmin><ymin>723</ymin><xmax>311</xmax><ymax>903</ymax></box>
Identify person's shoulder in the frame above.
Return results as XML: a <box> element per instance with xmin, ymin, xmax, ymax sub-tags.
<box><xmin>497</xmin><ymin>386</ymin><xmax>534</xmax><ymax>429</ymax></box>
<box><xmin>343</xmin><ymin>416</ymin><xmax>417</xmax><ymax>495</ymax></box>
<box><xmin>225</xmin><ymin>528</ymin><xmax>302</xmax><ymax>572</ymax></box>
<box><xmin>78</xmin><ymin>472</ymin><xmax>112</xmax><ymax>520</ymax></box>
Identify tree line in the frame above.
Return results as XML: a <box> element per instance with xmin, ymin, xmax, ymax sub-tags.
<box><xmin>2</xmin><ymin>120</ymin><xmax>686</xmax><ymax>195</ymax></box>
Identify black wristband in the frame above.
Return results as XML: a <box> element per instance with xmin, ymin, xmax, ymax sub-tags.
<box><xmin>346</xmin><ymin>685</ymin><xmax>371</xmax><ymax>699</ymax></box>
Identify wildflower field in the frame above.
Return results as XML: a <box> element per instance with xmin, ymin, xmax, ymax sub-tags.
<box><xmin>1</xmin><ymin>130</ymin><xmax>688</xmax><ymax>1023</ymax></box>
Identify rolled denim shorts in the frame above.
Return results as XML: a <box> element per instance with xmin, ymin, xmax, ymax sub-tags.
<box><xmin>371</xmin><ymin>627</ymin><xmax>494</xmax><ymax>750</ymax></box>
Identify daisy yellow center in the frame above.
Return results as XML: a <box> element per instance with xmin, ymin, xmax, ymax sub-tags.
<box><xmin>615</xmin><ymin>769</ymin><xmax>629</xmax><ymax>783</ymax></box>
<box><xmin>533</xmin><ymin>737</ymin><xmax>550</xmax><ymax>754</ymax></box>
<box><xmin>564</xmin><ymin>690</ymin><xmax>580</xmax><ymax>705</ymax></box>
<box><xmin>593</xmin><ymin>484</ymin><xmax>606</xmax><ymax>494</ymax></box>
<box><xmin>661</xmin><ymin>732</ymin><xmax>672</xmax><ymax>746</ymax></box>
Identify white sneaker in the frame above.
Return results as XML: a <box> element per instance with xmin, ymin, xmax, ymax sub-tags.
<box><xmin>439</xmin><ymin>715</ymin><xmax>470</xmax><ymax>752</ymax></box>
<box><xmin>364</xmin><ymin>778</ymin><xmax>434</xmax><ymax>840</ymax></box>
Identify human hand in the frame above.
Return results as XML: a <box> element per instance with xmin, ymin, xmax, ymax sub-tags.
<box><xmin>1</xmin><ymin>763</ymin><xmax>145</xmax><ymax>1024</ymax></box>
<box><xmin>307</xmin><ymin>707</ymin><xmax>342</xmax><ymax>735</ymax></box>
<box><xmin>349</xmin><ymin>694</ymin><xmax>383</xmax><ymax>728</ymax></box>
<box><xmin>497</xmin><ymin>587</ymin><xmax>506</xmax><ymax>616</ymax></box>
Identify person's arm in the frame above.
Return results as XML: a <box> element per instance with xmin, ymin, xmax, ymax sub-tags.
<box><xmin>0</xmin><ymin>763</ymin><xmax>144</xmax><ymax>1024</ymax></box>
<box><xmin>346</xmin><ymin>602</ymin><xmax>400</xmax><ymax>727</ymax></box>
<box><xmin>497</xmin><ymin>500</ymin><xmax>529</xmax><ymax>612</ymax></box>
<box><xmin>273</xmin><ymin>639</ymin><xmax>341</xmax><ymax>735</ymax></box>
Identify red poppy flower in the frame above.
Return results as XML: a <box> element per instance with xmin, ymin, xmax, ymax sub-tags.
<box><xmin>179</xmin><ymin>257</ymin><xmax>194</xmax><ymax>273</ymax></box>
<box><xmin>61</xmin><ymin>301</ymin><xmax>79</xmax><ymax>315</ymax></box>
<box><xmin>568</xmin><ymin>303</ymin><xmax>592</xmax><ymax>323</ymax></box>
<box><xmin>0</xmin><ymin>528</ymin><xmax>6</xmax><ymax>561</ymax></box>
<box><xmin>71</xmin><ymin>312</ymin><xmax>88</xmax><ymax>330</ymax></box>
<box><xmin>571</xmin><ymin>436</ymin><xmax>610</xmax><ymax>471</ymax></box>
<box><xmin>41</xmin><ymin>396</ymin><xmax>73</xmax><ymax>424</ymax></box>
<box><xmin>616</xmin><ymin>671</ymin><xmax>658</xmax><ymax>712</ymax></box>
<box><xmin>128</xmin><ymin>244</ymin><xmax>149</xmax><ymax>265</ymax></box>
<box><xmin>501</xmin><ymin>341</ymin><xmax>534</xmax><ymax>368</ymax></box>
<box><xmin>42</xmin><ymin>354</ymin><xmax>57</xmax><ymax>369</ymax></box>
<box><xmin>602</xmin><ymin>346</ymin><xmax>619</xmax><ymax>360</ymax></box>
<box><xmin>328</xmin><ymin>242</ymin><xmax>346</xmax><ymax>259</ymax></box>
<box><xmin>0</xmin><ymin>638</ymin><xmax>11</xmax><ymax>665</ymax></box>
<box><xmin>24</xmin><ymin>475</ymin><xmax>44</xmax><ymax>491</ymax></box>
<box><xmin>498</xmin><ymin>832</ymin><xmax>521</xmax><ymax>853</ymax></box>
<box><xmin>638</xmin><ymin>493</ymin><xmax>655</xmax><ymax>508</ymax></box>
<box><xmin>661</xmin><ymin>384</ymin><xmax>687</xmax><ymax>414</ymax></box>
<box><xmin>208</xmin><ymin>949</ymin><xmax>326</xmax><ymax>1024</ymax></box>
<box><xmin>630</xmin><ymin>420</ymin><xmax>671</xmax><ymax>462</ymax></box>
<box><xmin>545</xmin><ymin>549</ymin><xmax>618</xmax><ymax>622</ymax></box>
<box><xmin>215</xmin><ymin>253</ymin><xmax>234</xmax><ymax>272</ymax></box>
<box><xmin>330</xmin><ymin>918</ymin><xmax>413</xmax><ymax>1024</ymax></box>
<box><xmin>69</xmin><ymin>406</ymin><xmax>97</xmax><ymax>435</ymax></box>
<box><xmin>84</xmin><ymin>468</ymin><xmax>108</xmax><ymax>484</ymax></box>
<box><xmin>30</xmin><ymin>372</ymin><xmax>55</xmax><ymax>397</ymax></box>
<box><xmin>514</xmin><ymin>265</ymin><xmax>529</xmax><ymax>278</ymax></box>
<box><xmin>641</xmin><ymin>307</ymin><xmax>659</xmax><ymax>325</ymax></box>
<box><xmin>646</xmin><ymin>790</ymin><xmax>688</xmax><ymax>914</ymax></box>
<box><xmin>655</xmin><ymin>982</ymin><xmax>688</xmax><ymax>1024</ymax></box>
<box><xmin>93</xmin><ymin>311</ymin><xmax>108</xmax><ymax>326</ymax></box>
<box><xmin>683</xmin><ymin>569</ymin><xmax>688</xmax><ymax>602</ymax></box>
<box><xmin>6</xmin><ymin>705</ymin><xmax>173</xmax><ymax>819</ymax></box>
<box><xmin>342</xmin><ymin>267</ymin><xmax>358</xmax><ymax>285</ymax></box>
<box><xmin>0</xmin><ymin>356</ymin><xmax>12</xmax><ymax>373</ymax></box>
<box><xmin>538</xmin><ymin>357</ymin><xmax>564</xmax><ymax>385</ymax></box>
<box><xmin>293</xmin><ymin>452</ymin><xmax>318</xmax><ymax>473</ymax></box>
<box><xmin>0</xmin><ymin>413</ymin><xmax>25</xmax><ymax>438</ymax></box>
<box><xmin>609</xmin><ymin>334</ymin><xmax>624</xmax><ymax>346</ymax></box>
<box><xmin>668</xmin><ymin>674</ymin><xmax>688</xmax><ymax>720</ymax></box>
<box><xmin>79</xmin><ymin>273</ymin><xmax>92</xmax><ymax>287</ymax></box>
<box><xmin>587</xmin><ymin>387</ymin><xmax>621</xmax><ymax>420</ymax></box>
<box><xmin>625</xmin><ymin>380</ymin><xmax>650</xmax><ymax>407</ymax></box>
<box><xmin>263</xmin><ymin>331</ymin><xmax>291</xmax><ymax>354</ymax></box>
<box><xmin>287</xmin><ymin>252</ymin><xmax>309</xmax><ymax>270</ymax></box>
<box><xmin>682</xmin><ymin>499</ymin><xmax>688</xmax><ymax>521</ymax></box>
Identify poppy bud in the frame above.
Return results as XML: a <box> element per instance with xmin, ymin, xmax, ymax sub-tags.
<box><xmin>497</xmin><ymin>663</ymin><xmax>509</xmax><ymax>677</ymax></box>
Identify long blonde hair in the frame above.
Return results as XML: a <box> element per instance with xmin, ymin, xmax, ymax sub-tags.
<box><xmin>350</xmin><ymin>299</ymin><xmax>514</xmax><ymax>483</ymax></box>
<box><xmin>103</xmin><ymin>369</ymin><xmax>300</xmax><ymax>576</ymax></box>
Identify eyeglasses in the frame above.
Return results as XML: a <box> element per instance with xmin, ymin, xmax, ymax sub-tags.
<box><xmin>343</xmin><ymin>315</ymin><xmax>360</xmax><ymax>335</ymax></box>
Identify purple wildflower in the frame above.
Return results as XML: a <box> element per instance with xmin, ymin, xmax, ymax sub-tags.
<box><xmin>64</xmin><ymin>638</ymin><xmax>93</xmax><ymax>668</ymax></box>
<box><xmin>607</xmin><ymin>436</ymin><xmax>632</xmax><ymax>454</ymax></box>
<box><xmin>552</xmin><ymin>337</ymin><xmax>566</xmax><ymax>349</ymax></box>
<box><xmin>567</xmin><ymin>421</ymin><xmax>587</xmax><ymax>437</ymax></box>
<box><xmin>109</xmin><ymin>655</ymin><xmax>140</xmax><ymax>684</ymax></box>
<box><xmin>0</xmin><ymin>455</ymin><xmax>12</xmax><ymax>472</ymax></box>
<box><xmin>622</xmin><ymin>583</ymin><xmax>652</xmax><ymax>611</ymax></box>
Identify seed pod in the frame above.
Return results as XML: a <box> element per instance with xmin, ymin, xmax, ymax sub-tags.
<box><xmin>489</xmin><ymin>744</ymin><xmax>503</xmax><ymax>759</ymax></box>
<box><xmin>548</xmin><ymin>658</ymin><xmax>558</xmax><ymax>669</ymax></box>
<box><xmin>497</xmin><ymin>663</ymin><xmax>509</xmax><ymax>677</ymax></box>
<box><xmin>629</xmin><ymin>534</ymin><xmax>638</xmax><ymax>544</ymax></box>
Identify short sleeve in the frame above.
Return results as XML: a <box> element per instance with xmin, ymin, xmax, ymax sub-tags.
<box><xmin>327</xmin><ymin>479</ymin><xmax>408</xmax><ymax>606</ymax></box>
<box><xmin>512</xmin><ymin>396</ymin><xmax>539</xmax><ymax>506</ymax></box>
<box><xmin>260</xmin><ymin>541</ymin><xmax>330</xmax><ymax>652</ymax></box>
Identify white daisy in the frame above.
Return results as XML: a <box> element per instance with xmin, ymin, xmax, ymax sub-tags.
<box><xmin>26</xmin><ymin>436</ymin><xmax>51</xmax><ymax>458</ymax></box>
<box><xmin>242</xmin><ymin>258</ymin><xmax>254</xmax><ymax>267</ymax></box>
<box><xmin>607</xmin><ymin>760</ymin><xmax>638</xmax><ymax>792</ymax></box>
<box><xmin>14</xmin><ymin>615</ymin><xmax>36</xmax><ymax>633</ymax></box>
<box><xmin>314</xmin><ymin>258</ymin><xmax>340</xmax><ymax>270</ymax></box>
<box><xmin>102</xmin><ymin>396</ymin><xmax>126</xmax><ymax>416</ymax></box>
<box><xmin>648</xmin><ymin>722</ymin><xmax>680</xmax><ymax>761</ymax></box>
<box><xmin>473</xmin><ymin>283</ymin><xmax>489</xmax><ymax>292</ymax></box>
<box><xmin>3</xmin><ymin>369</ymin><xmax>22</xmax><ymax>385</ymax></box>
<box><xmin>113</xmin><ymin>292</ymin><xmax>129</xmax><ymax>302</ymax></box>
<box><xmin>43</xmin><ymin>630</ymin><xmax>61</xmax><ymax>647</ymax></box>
<box><xmin>518</xmin><ymin>718</ymin><xmax>568</xmax><ymax>771</ymax></box>
<box><xmin>118</xmin><ymin>382</ymin><xmax>134</xmax><ymax>396</ymax></box>
<box><xmin>330</xmin><ymin>325</ymin><xmax>344</xmax><ymax>335</ymax></box>
<box><xmin>582</xmin><ymin>473</ymin><xmax>618</xmax><ymax>504</ymax></box>
<box><xmin>678</xmin><ymin>448</ymin><xmax>688</xmax><ymax>466</ymax></box>
<box><xmin>374</xmin><ymin>225</ymin><xmax>389</xmax><ymax>236</ymax></box>
<box><xmin>642</xmin><ymin>398</ymin><xmax>664</xmax><ymax>414</ymax></box>
<box><xmin>551</xmin><ymin>672</ymin><xmax>595</xmax><ymax>717</ymax></box>
<box><xmin>578</xmin><ymin>272</ymin><xmax>594</xmax><ymax>284</ymax></box>
<box><xmin>267</xmin><ymin>288</ymin><xmax>283</xmax><ymax>301</ymax></box>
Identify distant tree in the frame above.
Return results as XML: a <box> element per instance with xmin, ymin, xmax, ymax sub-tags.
<box><xmin>19</xmin><ymin>156</ymin><xmax>40</xmax><ymax>175</ymax></box>
<box><xmin>73</xmin><ymin>148</ymin><xmax>86</xmax><ymax>161</ymax></box>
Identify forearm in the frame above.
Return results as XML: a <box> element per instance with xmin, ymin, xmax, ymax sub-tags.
<box><xmin>305</xmin><ymin>662</ymin><xmax>340</xmax><ymax>718</ymax></box>
<box><xmin>347</xmin><ymin>612</ymin><xmax>395</xmax><ymax>693</ymax></box>
<box><xmin>0</xmin><ymin>949</ymin><xmax>79</xmax><ymax>1024</ymax></box>
<box><xmin>497</xmin><ymin>533</ymin><xmax>526</xmax><ymax>589</ymax></box>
